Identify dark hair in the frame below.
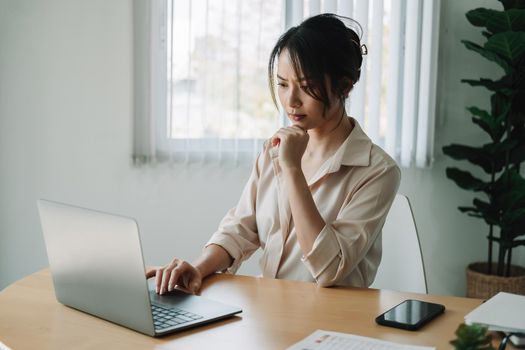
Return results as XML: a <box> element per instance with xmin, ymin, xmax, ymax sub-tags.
<box><xmin>268</xmin><ymin>13</ymin><xmax>364</xmax><ymax>113</ymax></box>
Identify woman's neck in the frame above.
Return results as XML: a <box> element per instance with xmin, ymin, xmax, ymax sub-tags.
<box><xmin>305</xmin><ymin>112</ymin><xmax>353</xmax><ymax>160</ymax></box>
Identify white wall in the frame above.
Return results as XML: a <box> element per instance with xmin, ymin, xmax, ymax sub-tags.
<box><xmin>1</xmin><ymin>0</ymin><xmax>523</xmax><ymax>296</ymax></box>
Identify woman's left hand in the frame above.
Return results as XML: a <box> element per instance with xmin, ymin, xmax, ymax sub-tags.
<box><xmin>271</xmin><ymin>126</ymin><xmax>309</xmax><ymax>169</ymax></box>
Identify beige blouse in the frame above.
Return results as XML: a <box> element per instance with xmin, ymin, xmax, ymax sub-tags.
<box><xmin>206</xmin><ymin>118</ymin><xmax>401</xmax><ymax>287</ymax></box>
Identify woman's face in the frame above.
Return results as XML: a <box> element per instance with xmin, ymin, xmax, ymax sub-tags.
<box><xmin>276</xmin><ymin>49</ymin><xmax>344</xmax><ymax>132</ymax></box>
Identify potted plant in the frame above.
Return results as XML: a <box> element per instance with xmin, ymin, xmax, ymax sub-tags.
<box><xmin>450</xmin><ymin>324</ymin><xmax>495</xmax><ymax>350</ymax></box>
<box><xmin>442</xmin><ymin>0</ymin><xmax>525</xmax><ymax>299</ymax></box>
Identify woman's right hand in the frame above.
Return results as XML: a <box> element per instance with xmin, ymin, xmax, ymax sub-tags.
<box><xmin>145</xmin><ymin>258</ymin><xmax>202</xmax><ymax>295</ymax></box>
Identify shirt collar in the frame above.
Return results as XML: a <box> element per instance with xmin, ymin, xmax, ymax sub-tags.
<box><xmin>327</xmin><ymin>117</ymin><xmax>372</xmax><ymax>173</ymax></box>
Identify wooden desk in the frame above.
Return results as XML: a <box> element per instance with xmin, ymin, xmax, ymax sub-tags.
<box><xmin>0</xmin><ymin>270</ymin><xmax>488</xmax><ymax>349</ymax></box>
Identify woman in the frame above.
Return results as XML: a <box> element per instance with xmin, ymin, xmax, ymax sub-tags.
<box><xmin>147</xmin><ymin>14</ymin><xmax>400</xmax><ymax>295</ymax></box>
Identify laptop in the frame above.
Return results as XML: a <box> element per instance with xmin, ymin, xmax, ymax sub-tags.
<box><xmin>37</xmin><ymin>199</ymin><xmax>242</xmax><ymax>337</ymax></box>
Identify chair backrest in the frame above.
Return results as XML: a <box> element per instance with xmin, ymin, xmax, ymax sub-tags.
<box><xmin>369</xmin><ymin>194</ymin><xmax>428</xmax><ymax>294</ymax></box>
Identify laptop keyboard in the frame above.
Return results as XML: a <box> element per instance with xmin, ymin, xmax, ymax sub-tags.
<box><xmin>152</xmin><ymin>304</ymin><xmax>204</xmax><ymax>330</ymax></box>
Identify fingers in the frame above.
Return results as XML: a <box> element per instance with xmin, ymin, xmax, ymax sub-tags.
<box><xmin>145</xmin><ymin>266</ymin><xmax>160</xmax><ymax>279</ymax></box>
<box><xmin>159</xmin><ymin>258</ymin><xmax>179</xmax><ymax>295</ymax></box>
<box><xmin>190</xmin><ymin>278</ymin><xmax>202</xmax><ymax>295</ymax></box>
<box><xmin>271</xmin><ymin>126</ymin><xmax>307</xmax><ymax>147</ymax></box>
<box><xmin>155</xmin><ymin>267</ymin><xmax>164</xmax><ymax>294</ymax></box>
<box><xmin>290</xmin><ymin>125</ymin><xmax>307</xmax><ymax>133</ymax></box>
<box><xmin>167</xmin><ymin>263</ymin><xmax>185</xmax><ymax>292</ymax></box>
<box><xmin>160</xmin><ymin>263</ymin><xmax>174</xmax><ymax>295</ymax></box>
<box><xmin>154</xmin><ymin>259</ymin><xmax>202</xmax><ymax>295</ymax></box>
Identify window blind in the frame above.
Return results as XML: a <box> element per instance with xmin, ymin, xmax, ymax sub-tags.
<box><xmin>133</xmin><ymin>0</ymin><xmax>441</xmax><ymax>168</ymax></box>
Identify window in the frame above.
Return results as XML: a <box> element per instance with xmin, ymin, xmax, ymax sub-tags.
<box><xmin>133</xmin><ymin>0</ymin><xmax>441</xmax><ymax>167</ymax></box>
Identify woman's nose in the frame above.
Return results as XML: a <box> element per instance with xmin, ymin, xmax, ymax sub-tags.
<box><xmin>287</xmin><ymin>87</ymin><xmax>302</xmax><ymax>108</ymax></box>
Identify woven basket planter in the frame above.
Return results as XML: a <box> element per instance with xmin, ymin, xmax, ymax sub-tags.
<box><xmin>466</xmin><ymin>262</ymin><xmax>525</xmax><ymax>299</ymax></box>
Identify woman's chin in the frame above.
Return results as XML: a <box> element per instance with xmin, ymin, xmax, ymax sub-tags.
<box><xmin>291</xmin><ymin>119</ymin><xmax>307</xmax><ymax>127</ymax></box>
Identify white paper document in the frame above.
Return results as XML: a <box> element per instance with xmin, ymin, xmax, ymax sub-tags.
<box><xmin>286</xmin><ymin>330</ymin><xmax>436</xmax><ymax>350</ymax></box>
<box><xmin>0</xmin><ymin>341</ymin><xmax>12</xmax><ymax>350</ymax></box>
<box><xmin>464</xmin><ymin>292</ymin><xmax>525</xmax><ymax>333</ymax></box>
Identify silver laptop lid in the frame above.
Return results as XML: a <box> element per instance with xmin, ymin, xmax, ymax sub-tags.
<box><xmin>37</xmin><ymin>199</ymin><xmax>155</xmax><ymax>336</ymax></box>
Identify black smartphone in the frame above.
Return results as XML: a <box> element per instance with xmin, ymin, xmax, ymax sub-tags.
<box><xmin>375</xmin><ymin>299</ymin><xmax>445</xmax><ymax>331</ymax></box>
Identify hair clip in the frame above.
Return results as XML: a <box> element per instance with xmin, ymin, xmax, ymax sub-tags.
<box><xmin>351</xmin><ymin>39</ymin><xmax>368</xmax><ymax>56</ymax></box>
<box><xmin>360</xmin><ymin>44</ymin><xmax>368</xmax><ymax>56</ymax></box>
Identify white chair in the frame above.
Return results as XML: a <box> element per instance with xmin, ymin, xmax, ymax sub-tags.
<box><xmin>369</xmin><ymin>194</ymin><xmax>428</xmax><ymax>294</ymax></box>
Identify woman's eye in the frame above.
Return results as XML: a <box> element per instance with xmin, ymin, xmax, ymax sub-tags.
<box><xmin>300</xmin><ymin>85</ymin><xmax>310</xmax><ymax>91</ymax></box>
<box><xmin>277</xmin><ymin>83</ymin><xmax>287</xmax><ymax>87</ymax></box>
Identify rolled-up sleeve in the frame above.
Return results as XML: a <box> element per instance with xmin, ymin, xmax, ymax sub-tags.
<box><xmin>301</xmin><ymin>163</ymin><xmax>401</xmax><ymax>287</ymax></box>
<box><xmin>205</xmin><ymin>155</ymin><xmax>262</xmax><ymax>274</ymax></box>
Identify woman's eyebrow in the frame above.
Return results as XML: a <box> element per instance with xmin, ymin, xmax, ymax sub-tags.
<box><xmin>276</xmin><ymin>74</ymin><xmax>308</xmax><ymax>82</ymax></box>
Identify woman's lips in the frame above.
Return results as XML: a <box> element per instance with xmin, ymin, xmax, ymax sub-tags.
<box><xmin>290</xmin><ymin>114</ymin><xmax>306</xmax><ymax>121</ymax></box>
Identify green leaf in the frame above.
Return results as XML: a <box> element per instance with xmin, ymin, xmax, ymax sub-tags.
<box><xmin>515</xmin><ymin>58</ymin><xmax>525</xmax><ymax>89</ymax></box>
<box><xmin>462</xmin><ymin>40</ymin><xmax>511</xmax><ymax>73</ymax></box>
<box><xmin>477</xmin><ymin>139</ymin><xmax>518</xmax><ymax>174</ymax></box>
<box><xmin>473</xmin><ymin>198</ymin><xmax>491</xmax><ymax>211</ymax></box>
<box><xmin>467</xmin><ymin>106</ymin><xmax>506</xmax><ymax>141</ymax></box>
<box><xmin>482</xmin><ymin>30</ymin><xmax>493</xmax><ymax>39</ymax></box>
<box><xmin>467</xmin><ymin>106</ymin><xmax>492</xmax><ymax>119</ymax></box>
<box><xmin>510</xmin><ymin>232</ymin><xmax>525</xmax><ymax>243</ymax></box>
<box><xmin>489</xmin><ymin>236</ymin><xmax>525</xmax><ymax>246</ymax></box>
<box><xmin>511</xmin><ymin>239</ymin><xmax>525</xmax><ymax>247</ymax></box>
<box><xmin>466</xmin><ymin>8</ymin><xmax>493</xmax><ymax>27</ymax></box>
<box><xmin>503</xmin><ymin>207</ymin><xmax>525</xmax><ymax>224</ymax></box>
<box><xmin>494</xmin><ymin>236</ymin><xmax>515</xmax><ymax>248</ymax></box>
<box><xmin>467</xmin><ymin>8</ymin><xmax>525</xmax><ymax>32</ymax></box>
<box><xmin>491</xmin><ymin>93</ymin><xmax>512</xmax><ymax>122</ymax></box>
<box><xmin>469</xmin><ymin>213</ymin><xmax>485</xmax><ymax>218</ymax></box>
<box><xmin>458</xmin><ymin>206</ymin><xmax>487</xmax><ymax>220</ymax></box>
<box><xmin>461</xmin><ymin>77</ymin><xmax>513</xmax><ymax>94</ymax></box>
<box><xmin>500</xmin><ymin>190</ymin><xmax>525</xmax><ymax>209</ymax></box>
<box><xmin>442</xmin><ymin>144</ymin><xmax>493</xmax><ymax>173</ymax></box>
<box><xmin>472</xmin><ymin>117</ymin><xmax>496</xmax><ymax>140</ymax></box>
<box><xmin>443</xmin><ymin>139</ymin><xmax>517</xmax><ymax>174</ymax></box>
<box><xmin>485</xmin><ymin>31</ymin><xmax>525</xmax><ymax>65</ymax></box>
<box><xmin>473</xmin><ymin>198</ymin><xmax>501</xmax><ymax>225</ymax></box>
<box><xmin>458</xmin><ymin>206</ymin><xmax>480</xmax><ymax>214</ymax></box>
<box><xmin>511</xmin><ymin>92</ymin><xmax>525</xmax><ymax>123</ymax></box>
<box><xmin>484</xmin><ymin>137</ymin><xmax>518</xmax><ymax>154</ymax></box>
<box><xmin>446</xmin><ymin>167</ymin><xmax>488</xmax><ymax>192</ymax></box>
<box><xmin>487</xmin><ymin>9</ymin><xmax>525</xmax><ymax>33</ymax></box>
<box><xmin>493</xmin><ymin>169</ymin><xmax>525</xmax><ymax>208</ymax></box>
<box><xmin>473</xmin><ymin>118</ymin><xmax>505</xmax><ymax>142</ymax></box>
<box><xmin>498</xmin><ymin>0</ymin><xmax>525</xmax><ymax>10</ymax></box>
<box><xmin>510</xmin><ymin>142</ymin><xmax>525</xmax><ymax>163</ymax></box>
